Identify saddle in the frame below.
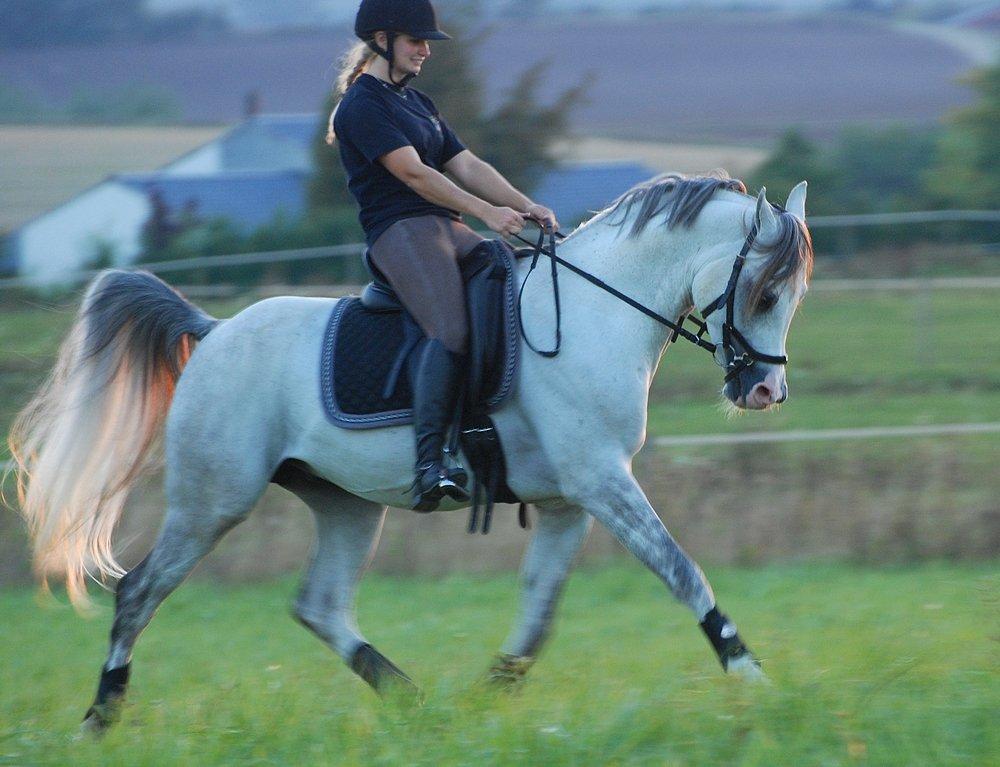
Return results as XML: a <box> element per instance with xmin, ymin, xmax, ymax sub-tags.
<box><xmin>319</xmin><ymin>239</ymin><xmax>525</xmax><ymax>533</ymax></box>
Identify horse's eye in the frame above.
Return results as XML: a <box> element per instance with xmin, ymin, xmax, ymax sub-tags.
<box><xmin>757</xmin><ymin>291</ymin><xmax>777</xmax><ymax>312</ymax></box>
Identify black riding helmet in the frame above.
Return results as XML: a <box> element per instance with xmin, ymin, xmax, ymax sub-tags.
<box><xmin>355</xmin><ymin>0</ymin><xmax>451</xmax><ymax>87</ymax></box>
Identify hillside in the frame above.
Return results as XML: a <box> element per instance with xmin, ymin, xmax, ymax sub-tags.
<box><xmin>0</xmin><ymin>14</ymin><xmax>980</xmax><ymax>143</ymax></box>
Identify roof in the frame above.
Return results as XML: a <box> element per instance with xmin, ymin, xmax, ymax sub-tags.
<box><xmin>115</xmin><ymin>170</ymin><xmax>309</xmax><ymax>232</ymax></box>
<box><xmin>218</xmin><ymin>113</ymin><xmax>318</xmax><ymax>172</ymax></box>
<box><xmin>243</xmin><ymin>113</ymin><xmax>320</xmax><ymax>145</ymax></box>
<box><xmin>530</xmin><ymin>162</ymin><xmax>658</xmax><ymax>224</ymax></box>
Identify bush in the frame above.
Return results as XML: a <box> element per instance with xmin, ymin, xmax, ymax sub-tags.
<box><xmin>136</xmin><ymin>206</ymin><xmax>366</xmax><ymax>288</ymax></box>
<box><xmin>751</xmin><ymin>61</ymin><xmax>1000</xmax><ymax>256</ymax></box>
<box><xmin>65</xmin><ymin>85</ymin><xmax>182</xmax><ymax>125</ymax></box>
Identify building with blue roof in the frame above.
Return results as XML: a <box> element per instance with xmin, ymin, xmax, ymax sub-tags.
<box><xmin>532</xmin><ymin>162</ymin><xmax>656</xmax><ymax>225</ymax></box>
<box><xmin>10</xmin><ymin>112</ymin><xmax>656</xmax><ymax>285</ymax></box>
<box><xmin>116</xmin><ymin>170</ymin><xmax>309</xmax><ymax>233</ymax></box>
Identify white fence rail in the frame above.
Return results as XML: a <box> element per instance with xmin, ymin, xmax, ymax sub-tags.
<box><xmin>807</xmin><ymin>210</ymin><xmax>1000</xmax><ymax>227</ymax></box>
<box><xmin>651</xmin><ymin>422</ymin><xmax>1000</xmax><ymax>448</ymax></box>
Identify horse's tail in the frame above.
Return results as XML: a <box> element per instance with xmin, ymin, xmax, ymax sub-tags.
<box><xmin>6</xmin><ymin>269</ymin><xmax>220</xmax><ymax>607</ymax></box>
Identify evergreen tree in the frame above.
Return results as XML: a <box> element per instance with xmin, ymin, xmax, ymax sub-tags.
<box><xmin>749</xmin><ymin>130</ymin><xmax>837</xmax><ymax>213</ymax></box>
<box><xmin>925</xmin><ymin>63</ymin><xmax>1000</xmax><ymax>209</ymax></box>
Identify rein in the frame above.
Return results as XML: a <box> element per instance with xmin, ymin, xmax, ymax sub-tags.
<box><xmin>511</xmin><ymin>219</ymin><xmax>789</xmax><ymax>384</ymax></box>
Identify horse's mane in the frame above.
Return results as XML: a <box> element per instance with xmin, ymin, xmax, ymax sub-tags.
<box><xmin>581</xmin><ymin>172</ymin><xmax>814</xmax><ymax>311</ymax></box>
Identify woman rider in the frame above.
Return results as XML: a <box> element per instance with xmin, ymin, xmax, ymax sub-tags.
<box><xmin>328</xmin><ymin>0</ymin><xmax>559</xmax><ymax>512</ymax></box>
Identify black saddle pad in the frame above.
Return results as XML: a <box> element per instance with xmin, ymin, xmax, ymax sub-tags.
<box><xmin>320</xmin><ymin>239</ymin><xmax>519</xmax><ymax>430</ymax></box>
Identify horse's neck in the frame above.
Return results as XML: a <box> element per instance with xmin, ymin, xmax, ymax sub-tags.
<box><xmin>539</xmin><ymin>221</ymin><xmax>708</xmax><ymax>375</ymax></box>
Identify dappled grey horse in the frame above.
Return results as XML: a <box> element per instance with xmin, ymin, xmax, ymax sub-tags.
<box><xmin>10</xmin><ymin>175</ymin><xmax>812</xmax><ymax>732</ymax></box>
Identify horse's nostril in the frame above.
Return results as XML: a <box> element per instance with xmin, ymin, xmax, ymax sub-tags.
<box><xmin>752</xmin><ymin>383</ymin><xmax>772</xmax><ymax>403</ymax></box>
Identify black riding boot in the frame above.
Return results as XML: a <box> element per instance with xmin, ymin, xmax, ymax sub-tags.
<box><xmin>412</xmin><ymin>338</ymin><xmax>470</xmax><ymax>511</ymax></box>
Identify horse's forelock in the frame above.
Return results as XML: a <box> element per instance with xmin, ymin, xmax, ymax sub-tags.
<box><xmin>746</xmin><ymin>213</ymin><xmax>814</xmax><ymax>313</ymax></box>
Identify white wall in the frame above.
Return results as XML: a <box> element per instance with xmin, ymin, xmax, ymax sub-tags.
<box><xmin>17</xmin><ymin>182</ymin><xmax>150</xmax><ymax>286</ymax></box>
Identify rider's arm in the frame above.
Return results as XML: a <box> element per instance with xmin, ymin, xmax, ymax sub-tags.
<box><xmin>380</xmin><ymin>147</ymin><xmax>524</xmax><ymax>236</ymax></box>
<box><xmin>443</xmin><ymin>150</ymin><xmax>533</xmax><ymax>211</ymax></box>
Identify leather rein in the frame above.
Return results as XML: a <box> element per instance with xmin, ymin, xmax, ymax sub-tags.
<box><xmin>511</xmin><ymin>220</ymin><xmax>789</xmax><ymax>385</ymax></box>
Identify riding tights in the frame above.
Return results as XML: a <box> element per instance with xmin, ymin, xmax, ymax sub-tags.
<box><xmin>369</xmin><ymin>215</ymin><xmax>485</xmax><ymax>354</ymax></box>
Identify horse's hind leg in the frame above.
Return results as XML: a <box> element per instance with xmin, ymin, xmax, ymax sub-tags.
<box><xmin>279</xmin><ymin>467</ymin><xmax>416</xmax><ymax>697</ymax></box>
<box><xmin>82</xmin><ymin>465</ymin><xmax>268</xmax><ymax>733</ymax></box>
<box><xmin>490</xmin><ymin>505</ymin><xmax>592</xmax><ymax>685</ymax></box>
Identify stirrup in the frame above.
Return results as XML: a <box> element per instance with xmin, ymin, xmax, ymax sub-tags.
<box><xmin>412</xmin><ymin>463</ymin><xmax>470</xmax><ymax>512</ymax></box>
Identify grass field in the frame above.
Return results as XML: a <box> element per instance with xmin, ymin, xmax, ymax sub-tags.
<box><xmin>0</xmin><ymin>126</ymin><xmax>227</xmax><ymax>231</ymax></box>
<box><xmin>0</xmin><ymin>562</ymin><xmax>996</xmax><ymax>765</ymax></box>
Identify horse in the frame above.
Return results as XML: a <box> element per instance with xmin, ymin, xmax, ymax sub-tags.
<box><xmin>8</xmin><ymin>174</ymin><xmax>812</xmax><ymax>732</ymax></box>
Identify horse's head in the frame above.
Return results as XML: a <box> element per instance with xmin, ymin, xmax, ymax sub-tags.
<box><xmin>691</xmin><ymin>182</ymin><xmax>812</xmax><ymax>410</ymax></box>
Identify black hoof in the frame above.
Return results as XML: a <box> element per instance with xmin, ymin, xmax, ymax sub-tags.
<box><xmin>350</xmin><ymin>643</ymin><xmax>422</xmax><ymax>703</ymax></box>
<box><xmin>80</xmin><ymin>703</ymin><xmax>119</xmax><ymax>737</ymax></box>
<box><xmin>80</xmin><ymin>663</ymin><xmax>130</xmax><ymax>735</ymax></box>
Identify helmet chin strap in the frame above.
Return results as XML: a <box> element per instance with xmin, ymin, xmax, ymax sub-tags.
<box><xmin>367</xmin><ymin>33</ymin><xmax>417</xmax><ymax>88</ymax></box>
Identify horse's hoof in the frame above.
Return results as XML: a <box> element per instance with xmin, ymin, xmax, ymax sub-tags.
<box><xmin>726</xmin><ymin>653</ymin><xmax>769</xmax><ymax>683</ymax></box>
<box><xmin>486</xmin><ymin>654</ymin><xmax>534</xmax><ymax>690</ymax></box>
<box><xmin>78</xmin><ymin>705</ymin><xmax>116</xmax><ymax>738</ymax></box>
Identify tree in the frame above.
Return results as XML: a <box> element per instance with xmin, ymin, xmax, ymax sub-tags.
<box><xmin>925</xmin><ymin>63</ymin><xmax>1000</xmax><ymax>209</ymax></box>
<box><xmin>749</xmin><ymin>130</ymin><xmax>837</xmax><ymax>213</ymax></box>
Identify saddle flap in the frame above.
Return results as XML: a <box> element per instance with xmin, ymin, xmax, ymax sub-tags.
<box><xmin>320</xmin><ymin>239</ymin><xmax>520</xmax><ymax>430</ymax></box>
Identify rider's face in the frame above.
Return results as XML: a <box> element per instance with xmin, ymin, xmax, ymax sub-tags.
<box><xmin>376</xmin><ymin>32</ymin><xmax>430</xmax><ymax>77</ymax></box>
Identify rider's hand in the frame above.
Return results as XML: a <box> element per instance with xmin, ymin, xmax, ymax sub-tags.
<box><xmin>483</xmin><ymin>206</ymin><xmax>526</xmax><ymax>238</ymax></box>
<box><xmin>525</xmin><ymin>203</ymin><xmax>559</xmax><ymax>232</ymax></box>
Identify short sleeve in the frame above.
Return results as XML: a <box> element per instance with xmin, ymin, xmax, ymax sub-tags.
<box><xmin>335</xmin><ymin>95</ymin><xmax>412</xmax><ymax>164</ymax></box>
<box><xmin>438</xmin><ymin>114</ymin><xmax>466</xmax><ymax>164</ymax></box>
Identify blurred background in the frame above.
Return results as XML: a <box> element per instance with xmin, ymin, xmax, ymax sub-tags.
<box><xmin>0</xmin><ymin>0</ymin><xmax>997</xmax><ymax>582</ymax></box>
<box><xmin>1</xmin><ymin>3</ymin><xmax>998</xmax><ymax>763</ymax></box>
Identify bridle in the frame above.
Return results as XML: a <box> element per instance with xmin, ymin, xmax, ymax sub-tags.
<box><xmin>512</xmin><ymin>216</ymin><xmax>789</xmax><ymax>386</ymax></box>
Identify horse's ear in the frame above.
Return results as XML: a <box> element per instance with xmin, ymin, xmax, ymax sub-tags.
<box><xmin>786</xmin><ymin>181</ymin><xmax>807</xmax><ymax>222</ymax></box>
<box><xmin>755</xmin><ymin>187</ymin><xmax>779</xmax><ymax>239</ymax></box>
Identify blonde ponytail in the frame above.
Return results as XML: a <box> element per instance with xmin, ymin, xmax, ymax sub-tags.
<box><xmin>327</xmin><ymin>41</ymin><xmax>378</xmax><ymax>145</ymax></box>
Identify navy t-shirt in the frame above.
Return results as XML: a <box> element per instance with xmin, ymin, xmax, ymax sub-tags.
<box><xmin>333</xmin><ymin>74</ymin><xmax>467</xmax><ymax>245</ymax></box>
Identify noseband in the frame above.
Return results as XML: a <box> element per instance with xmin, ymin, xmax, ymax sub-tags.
<box><xmin>513</xmin><ymin>219</ymin><xmax>789</xmax><ymax>385</ymax></box>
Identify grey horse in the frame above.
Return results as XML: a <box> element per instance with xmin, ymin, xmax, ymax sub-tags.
<box><xmin>9</xmin><ymin>175</ymin><xmax>811</xmax><ymax>732</ymax></box>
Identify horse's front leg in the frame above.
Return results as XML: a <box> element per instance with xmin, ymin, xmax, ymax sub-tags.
<box><xmin>489</xmin><ymin>504</ymin><xmax>593</xmax><ymax>685</ymax></box>
<box><xmin>567</xmin><ymin>471</ymin><xmax>763</xmax><ymax>677</ymax></box>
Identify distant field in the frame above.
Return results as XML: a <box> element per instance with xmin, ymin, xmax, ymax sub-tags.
<box><xmin>1</xmin><ymin>563</ymin><xmax>996</xmax><ymax>765</ymax></box>
<box><xmin>0</xmin><ymin>125</ymin><xmax>227</xmax><ymax>230</ymax></box>
<box><xmin>0</xmin><ymin>14</ymin><xmax>978</xmax><ymax>142</ymax></box>
<box><xmin>552</xmin><ymin>137</ymin><xmax>767</xmax><ymax>178</ymax></box>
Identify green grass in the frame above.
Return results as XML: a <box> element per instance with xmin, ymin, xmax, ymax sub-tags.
<box><xmin>0</xmin><ymin>563</ymin><xmax>996</xmax><ymax>765</ymax></box>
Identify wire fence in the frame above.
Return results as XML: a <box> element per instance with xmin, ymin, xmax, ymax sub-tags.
<box><xmin>1</xmin><ymin>209</ymin><xmax>998</xmax><ymax>293</ymax></box>
<box><xmin>3</xmin><ymin>422</ymin><xmax>997</xmax><ymax>474</ymax></box>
